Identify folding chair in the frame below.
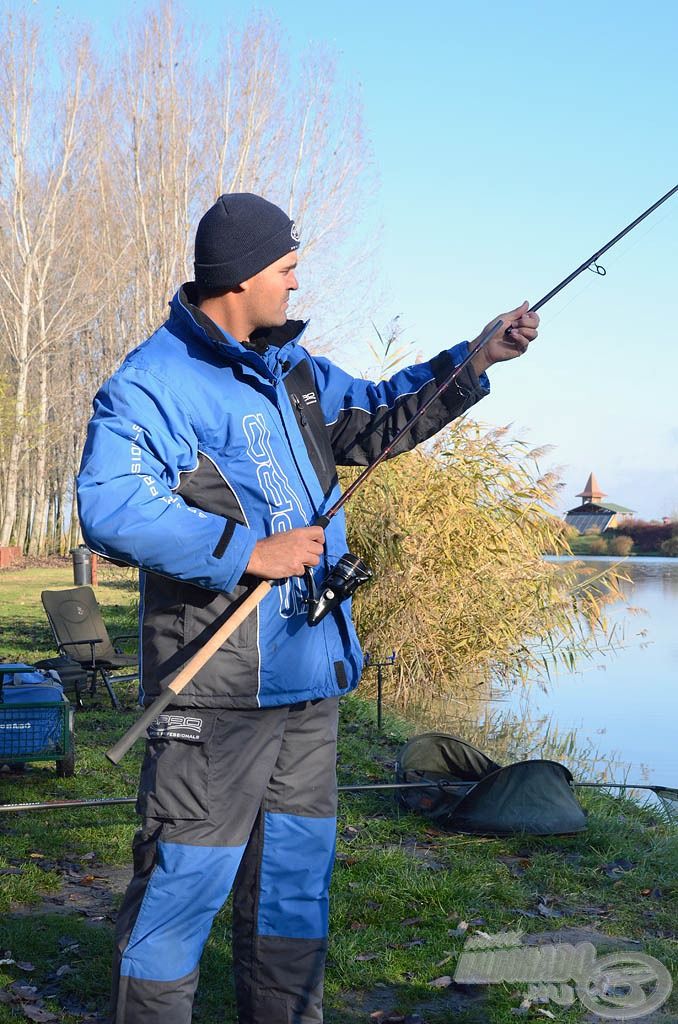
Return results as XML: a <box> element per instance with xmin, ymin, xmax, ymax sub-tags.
<box><xmin>41</xmin><ymin>586</ymin><xmax>138</xmax><ymax>710</ymax></box>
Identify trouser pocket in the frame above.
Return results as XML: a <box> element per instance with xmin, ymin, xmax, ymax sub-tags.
<box><xmin>136</xmin><ymin>711</ymin><xmax>216</xmax><ymax>821</ymax></box>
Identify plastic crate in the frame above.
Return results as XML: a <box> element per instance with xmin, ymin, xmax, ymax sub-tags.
<box><xmin>0</xmin><ymin>664</ymin><xmax>75</xmax><ymax>776</ymax></box>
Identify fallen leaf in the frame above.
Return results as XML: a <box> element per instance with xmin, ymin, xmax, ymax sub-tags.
<box><xmin>16</xmin><ymin>963</ymin><xmax>35</xmax><ymax>972</ymax></box>
<box><xmin>600</xmin><ymin>858</ymin><xmax>635</xmax><ymax>878</ymax></box>
<box><xmin>537</xmin><ymin>902</ymin><xmax>562</xmax><ymax>919</ymax></box>
<box><xmin>497</xmin><ymin>855</ymin><xmax>530</xmax><ymax>877</ymax></box>
<box><xmin>369</xmin><ymin>1012</ymin><xmax>386</xmax><ymax>1022</ymax></box>
<box><xmin>28</xmin><ymin>853</ymin><xmax>45</xmax><ymax>860</ymax></box>
<box><xmin>0</xmin><ymin>958</ymin><xmax>16</xmax><ymax>966</ymax></box>
<box><xmin>447</xmin><ymin>920</ymin><xmax>468</xmax><ymax>937</ymax></box>
<box><xmin>9</xmin><ymin>983</ymin><xmax>38</xmax><ymax>1001</ymax></box>
<box><xmin>567</xmin><ymin>903</ymin><xmax>605</xmax><ymax>918</ymax></box>
<box><xmin>349</xmin><ymin>921</ymin><xmax>366</xmax><ymax>931</ymax></box>
<box><xmin>57</xmin><ymin>939</ymin><xmax>80</xmax><ymax>952</ymax></box>
<box><xmin>428</xmin><ymin>975</ymin><xmax>452</xmax><ymax>988</ymax></box>
<box><xmin>55</xmin><ymin>965</ymin><xmax>73</xmax><ymax>977</ymax></box>
<box><xmin>22</xmin><ymin>1007</ymin><xmax>59</xmax><ymax>1023</ymax></box>
<box><xmin>355</xmin><ymin>952</ymin><xmax>378</xmax><ymax>962</ymax></box>
<box><xmin>536</xmin><ymin>1012</ymin><xmax>556</xmax><ymax>1020</ymax></box>
<box><xmin>400</xmin><ymin>917</ymin><xmax>423</xmax><ymax>927</ymax></box>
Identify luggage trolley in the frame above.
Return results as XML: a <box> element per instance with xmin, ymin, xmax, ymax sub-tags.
<box><xmin>0</xmin><ymin>664</ymin><xmax>75</xmax><ymax>777</ymax></box>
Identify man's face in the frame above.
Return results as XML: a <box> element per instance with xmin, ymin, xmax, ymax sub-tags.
<box><xmin>243</xmin><ymin>252</ymin><xmax>299</xmax><ymax>330</ymax></box>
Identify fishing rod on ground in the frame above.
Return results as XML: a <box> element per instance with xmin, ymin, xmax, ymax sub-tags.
<box><xmin>1</xmin><ymin>780</ymin><xmax>676</xmax><ymax>815</ymax></box>
<box><xmin>105</xmin><ymin>182</ymin><xmax>678</xmax><ymax>766</ymax></box>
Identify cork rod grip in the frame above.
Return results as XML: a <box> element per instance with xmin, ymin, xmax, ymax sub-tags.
<box><xmin>106</xmin><ymin>580</ymin><xmax>272</xmax><ymax>764</ymax></box>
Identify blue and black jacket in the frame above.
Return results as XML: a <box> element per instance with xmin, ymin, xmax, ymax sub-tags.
<box><xmin>77</xmin><ymin>285</ymin><xmax>489</xmax><ymax>708</ymax></box>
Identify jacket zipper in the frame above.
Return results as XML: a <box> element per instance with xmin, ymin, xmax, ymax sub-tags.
<box><xmin>291</xmin><ymin>393</ymin><xmax>307</xmax><ymax>426</ymax></box>
<box><xmin>290</xmin><ymin>392</ymin><xmax>335</xmax><ymax>487</ymax></box>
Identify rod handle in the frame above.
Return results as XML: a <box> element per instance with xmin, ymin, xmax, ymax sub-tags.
<box><xmin>106</xmin><ymin>687</ymin><xmax>176</xmax><ymax>765</ymax></box>
<box><xmin>106</xmin><ymin>580</ymin><xmax>272</xmax><ymax>764</ymax></box>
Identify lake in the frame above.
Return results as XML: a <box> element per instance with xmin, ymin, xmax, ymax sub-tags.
<box><xmin>507</xmin><ymin>557</ymin><xmax>678</xmax><ymax>787</ymax></box>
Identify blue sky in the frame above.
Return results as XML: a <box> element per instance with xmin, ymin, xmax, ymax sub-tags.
<box><xmin>38</xmin><ymin>0</ymin><xmax>678</xmax><ymax>518</ymax></box>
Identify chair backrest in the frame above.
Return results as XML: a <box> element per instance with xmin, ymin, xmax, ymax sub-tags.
<box><xmin>41</xmin><ymin>586</ymin><xmax>116</xmax><ymax>663</ymax></box>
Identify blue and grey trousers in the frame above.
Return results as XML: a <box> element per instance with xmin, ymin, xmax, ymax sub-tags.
<box><xmin>110</xmin><ymin>697</ymin><xmax>339</xmax><ymax>1023</ymax></box>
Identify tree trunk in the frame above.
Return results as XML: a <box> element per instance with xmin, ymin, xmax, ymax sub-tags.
<box><xmin>0</xmin><ymin>358</ymin><xmax>29</xmax><ymax>547</ymax></box>
<box><xmin>27</xmin><ymin>347</ymin><xmax>48</xmax><ymax>554</ymax></box>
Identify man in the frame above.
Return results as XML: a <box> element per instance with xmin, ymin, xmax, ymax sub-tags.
<box><xmin>77</xmin><ymin>193</ymin><xmax>538</xmax><ymax>1024</ymax></box>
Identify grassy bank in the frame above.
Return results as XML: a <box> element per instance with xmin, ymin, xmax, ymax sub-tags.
<box><xmin>567</xmin><ymin>535</ymin><xmax>672</xmax><ymax>557</ymax></box>
<box><xmin>1</xmin><ymin>565</ymin><xmax>676</xmax><ymax>1023</ymax></box>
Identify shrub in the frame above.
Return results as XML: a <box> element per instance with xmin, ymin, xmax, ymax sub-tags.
<box><xmin>615</xmin><ymin>519</ymin><xmax>673</xmax><ymax>552</ymax></box>
<box><xmin>588</xmin><ymin>537</ymin><xmax>609</xmax><ymax>555</ymax></box>
<box><xmin>345</xmin><ymin>420</ymin><xmax>623</xmax><ymax>706</ymax></box>
<box><xmin>660</xmin><ymin>535</ymin><xmax>678</xmax><ymax>557</ymax></box>
<box><xmin>608</xmin><ymin>534</ymin><xmax>633</xmax><ymax>556</ymax></box>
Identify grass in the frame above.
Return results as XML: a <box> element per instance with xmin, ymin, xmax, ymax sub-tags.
<box><xmin>1</xmin><ymin>563</ymin><xmax>676</xmax><ymax>1023</ymax></box>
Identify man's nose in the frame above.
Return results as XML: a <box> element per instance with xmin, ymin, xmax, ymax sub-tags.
<box><xmin>289</xmin><ymin>273</ymin><xmax>298</xmax><ymax>290</ymax></box>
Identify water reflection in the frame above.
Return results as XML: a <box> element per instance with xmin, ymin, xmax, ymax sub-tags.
<box><xmin>511</xmin><ymin>557</ymin><xmax>678</xmax><ymax>784</ymax></box>
<box><xmin>403</xmin><ymin>558</ymin><xmax>678</xmax><ymax>786</ymax></box>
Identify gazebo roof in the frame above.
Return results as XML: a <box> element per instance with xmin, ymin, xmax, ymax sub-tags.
<box><xmin>576</xmin><ymin>472</ymin><xmax>607</xmax><ymax>501</ymax></box>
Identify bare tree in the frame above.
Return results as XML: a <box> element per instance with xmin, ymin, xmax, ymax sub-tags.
<box><xmin>0</xmin><ymin>2</ymin><xmax>373</xmax><ymax>554</ymax></box>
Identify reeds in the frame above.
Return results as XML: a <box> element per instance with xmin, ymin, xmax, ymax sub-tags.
<box><xmin>345</xmin><ymin>420</ymin><xmax>624</xmax><ymax>707</ymax></box>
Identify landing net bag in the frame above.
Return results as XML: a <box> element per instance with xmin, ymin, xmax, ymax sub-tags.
<box><xmin>395</xmin><ymin>732</ymin><xmax>587</xmax><ymax>836</ymax></box>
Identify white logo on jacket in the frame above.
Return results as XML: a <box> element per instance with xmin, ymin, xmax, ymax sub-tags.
<box><xmin>243</xmin><ymin>413</ymin><xmax>307</xmax><ymax>618</ymax></box>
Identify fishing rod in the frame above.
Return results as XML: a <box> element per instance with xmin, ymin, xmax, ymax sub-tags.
<box><xmin>106</xmin><ymin>183</ymin><xmax>678</xmax><ymax>765</ymax></box>
<box><xmin>0</xmin><ymin>785</ymin><xmax>453</xmax><ymax>814</ymax></box>
<box><xmin>527</xmin><ymin>181</ymin><xmax>678</xmax><ymax>314</ymax></box>
<box><xmin>1</xmin><ymin>780</ymin><xmax>675</xmax><ymax>814</ymax></box>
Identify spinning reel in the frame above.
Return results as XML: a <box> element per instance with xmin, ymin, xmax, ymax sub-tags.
<box><xmin>303</xmin><ymin>553</ymin><xmax>372</xmax><ymax>626</ymax></box>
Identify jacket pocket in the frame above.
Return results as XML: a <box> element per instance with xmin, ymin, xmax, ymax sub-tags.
<box><xmin>136</xmin><ymin>711</ymin><xmax>216</xmax><ymax>821</ymax></box>
<box><xmin>183</xmin><ymin>580</ymin><xmax>256</xmax><ymax>651</ymax></box>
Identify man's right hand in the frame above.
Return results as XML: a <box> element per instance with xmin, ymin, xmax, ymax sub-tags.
<box><xmin>246</xmin><ymin>526</ymin><xmax>325</xmax><ymax>579</ymax></box>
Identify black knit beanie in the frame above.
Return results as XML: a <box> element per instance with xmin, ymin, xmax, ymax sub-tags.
<box><xmin>194</xmin><ymin>193</ymin><xmax>300</xmax><ymax>289</ymax></box>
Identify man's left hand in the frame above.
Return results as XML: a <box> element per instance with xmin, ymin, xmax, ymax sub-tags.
<box><xmin>470</xmin><ymin>301</ymin><xmax>539</xmax><ymax>376</ymax></box>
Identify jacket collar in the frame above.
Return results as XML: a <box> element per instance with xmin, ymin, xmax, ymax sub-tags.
<box><xmin>169</xmin><ymin>283</ymin><xmax>308</xmax><ymax>380</ymax></box>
